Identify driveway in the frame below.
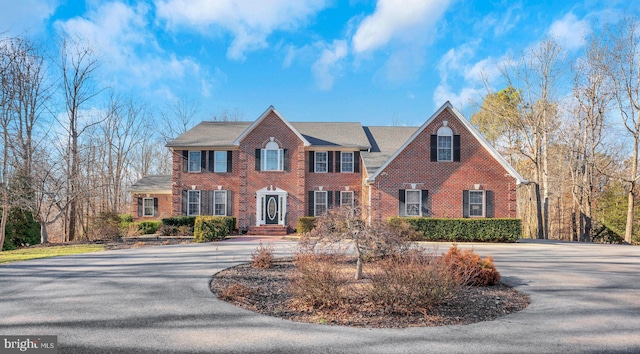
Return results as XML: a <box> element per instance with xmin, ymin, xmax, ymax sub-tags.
<box><xmin>1</xmin><ymin>239</ymin><xmax>639</xmax><ymax>353</ymax></box>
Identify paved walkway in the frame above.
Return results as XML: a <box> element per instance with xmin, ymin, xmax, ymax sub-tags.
<box><xmin>1</xmin><ymin>239</ymin><xmax>639</xmax><ymax>353</ymax></box>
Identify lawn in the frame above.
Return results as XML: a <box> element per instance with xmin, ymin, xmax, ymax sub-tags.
<box><xmin>0</xmin><ymin>244</ymin><xmax>105</xmax><ymax>264</ymax></box>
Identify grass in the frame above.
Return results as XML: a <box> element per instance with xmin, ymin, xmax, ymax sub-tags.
<box><xmin>0</xmin><ymin>244</ymin><xmax>105</xmax><ymax>264</ymax></box>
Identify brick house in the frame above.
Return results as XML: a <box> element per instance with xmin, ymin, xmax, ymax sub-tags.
<box><xmin>131</xmin><ymin>102</ymin><xmax>525</xmax><ymax>234</ymax></box>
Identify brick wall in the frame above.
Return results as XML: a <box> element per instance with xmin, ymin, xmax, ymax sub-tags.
<box><xmin>370</xmin><ymin>109</ymin><xmax>517</xmax><ymax>221</ymax></box>
<box><xmin>132</xmin><ymin>193</ymin><xmax>172</xmax><ymax>221</ymax></box>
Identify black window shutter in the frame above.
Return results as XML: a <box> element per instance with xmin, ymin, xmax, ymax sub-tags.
<box><xmin>283</xmin><ymin>149</ymin><xmax>290</xmax><ymax>172</ymax></box>
<box><xmin>453</xmin><ymin>135</ymin><xmax>461</xmax><ymax>162</ymax></box>
<box><xmin>201</xmin><ymin>191</ymin><xmax>208</xmax><ymax>215</ymax></box>
<box><xmin>208</xmin><ymin>151</ymin><xmax>215</xmax><ymax>172</ymax></box>
<box><xmin>208</xmin><ymin>191</ymin><xmax>214</xmax><ymax>215</ymax></box>
<box><xmin>430</xmin><ymin>135</ymin><xmax>437</xmax><ymax>162</ymax></box>
<box><xmin>227</xmin><ymin>151</ymin><xmax>233</xmax><ymax>173</ymax></box>
<box><xmin>255</xmin><ymin>149</ymin><xmax>261</xmax><ymax>171</ymax></box>
<box><xmin>327</xmin><ymin>191</ymin><xmax>333</xmax><ymax>208</ymax></box>
<box><xmin>181</xmin><ymin>190</ymin><xmax>187</xmax><ymax>215</ymax></box>
<box><xmin>137</xmin><ymin>197</ymin><xmax>142</xmax><ymax>217</ymax></box>
<box><xmin>485</xmin><ymin>190</ymin><xmax>494</xmax><ymax>218</ymax></box>
<box><xmin>182</xmin><ymin>150</ymin><xmax>188</xmax><ymax>172</ymax></box>
<box><xmin>334</xmin><ymin>191</ymin><xmax>340</xmax><ymax>207</ymax></box>
<box><xmin>200</xmin><ymin>151</ymin><xmax>206</xmax><ymax>170</ymax></box>
<box><xmin>335</xmin><ymin>152</ymin><xmax>341</xmax><ymax>173</ymax></box>
<box><xmin>227</xmin><ymin>191</ymin><xmax>233</xmax><ymax>216</ymax></box>
<box><xmin>354</xmin><ymin>151</ymin><xmax>360</xmax><ymax>173</ymax></box>
<box><xmin>309</xmin><ymin>151</ymin><xmax>315</xmax><ymax>172</ymax></box>
<box><xmin>399</xmin><ymin>189</ymin><xmax>406</xmax><ymax>216</ymax></box>
<box><xmin>153</xmin><ymin>198</ymin><xmax>159</xmax><ymax>217</ymax></box>
<box><xmin>328</xmin><ymin>151</ymin><xmax>333</xmax><ymax>173</ymax></box>
<box><xmin>463</xmin><ymin>190</ymin><xmax>470</xmax><ymax>218</ymax></box>
<box><xmin>308</xmin><ymin>191</ymin><xmax>315</xmax><ymax>216</ymax></box>
<box><xmin>421</xmin><ymin>190</ymin><xmax>429</xmax><ymax>216</ymax></box>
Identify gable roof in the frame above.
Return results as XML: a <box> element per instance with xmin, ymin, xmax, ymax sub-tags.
<box><xmin>233</xmin><ymin>106</ymin><xmax>310</xmax><ymax>146</ymax></box>
<box><xmin>364</xmin><ymin>101</ymin><xmax>527</xmax><ymax>185</ymax></box>
<box><xmin>130</xmin><ymin>175</ymin><xmax>172</xmax><ymax>193</ymax></box>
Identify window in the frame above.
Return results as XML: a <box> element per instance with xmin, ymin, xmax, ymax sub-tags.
<box><xmin>143</xmin><ymin>198</ymin><xmax>154</xmax><ymax>217</ymax></box>
<box><xmin>315</xmin><ymin>152</ymin><xmax>328</xmax><ymax>173</ymax></box>
<box><xmin>214</xmin><ymin>151</ymin><xmax>227</xmax><ymax>172</ymax></box>
<box><xmin>213</xmin><ymin>190</ymin><xmax>227</xmax><ymax>216</ymax></box>
<box><xmin>437</xmin><ymin>126</ymin><xmax>453</xmax><ymax>161</ymax></box>
<box><xmin>405</xmin><ymin>190</ymin><xmax>421</xmax><ymax>216</ymax></box>
<box><xmin>340</xmin><ymin>191</ymin><xmax>354</xmax><ymax>208</ymax></box>
<box><xmin>314</xmin><ymin>191</ymin><xmax>327</xmax><ymax>216</ymax></box>
<box><xmin>261</xmin><ymin>141</ymin><xmax>283</xmax><ymax>171</ymax></box>
<box><xmin>341</xmin><ymin>152</ymin><xmax>354</xmax><ymax>173</ymax></box>
<box><xmin>188</xmin><ymin>151</ymin><xmax>201</xmax><ymax>172</ymax></box>
<box><xmin>187</xmin><ymin>190</ymin><xmax>200</xmax><ymax>216</ymax></box>
<box><xmin>469</xmin><ymin>190</ymin><xmax>485</xmax><ymax>217</ymax></box>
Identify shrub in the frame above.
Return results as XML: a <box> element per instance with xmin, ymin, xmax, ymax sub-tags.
<box><xmin>161</xmin><ymin>216</ymin><xmax>196</xmax><ymax>227</ymax></box>
<box><xmin>177</xmin><ymin>225</ymin><xmax>193</xmax><ymax>236</ymax></box>
<box><xmin>442</xmin><ymin>245</ymin><xmax>500</xmax><ymax>286</ymax></box>
<box><xmin>368</xmin><ymin>250</ymin><xmax>458</xmax><ymax>314</ymax></box>
<box><xmin>158</xmin><ymin>224</ymin><xmax>178</xmax><ymax>236</ymax></box>
<box><xmin>592</xmin><ymin>222</ymin><xmax>624</xmax><ymax>244</ymax></box>
<box><xmin>193</xmin><ymin>216</ymin><xmax>236</xmax><ymax>242</ymax></box>
<box><xmin>126</xmin><ymin>220</ymin><xmax>161</xmax><ymax>236</ymax></box>
<box><xmin>390</xmin><ymin>217</ymin><xmax>521</xmax><ymax>243</ymax></box>
<box><xmin>387</xmin><ymin>218</ymin><xmax>423</xmax><ymax>241</ymax></box>
<box><xmin>218</xmin><ymin>283</ymin><xmax>256</xmax><ymax>305</ymax></box>
<box><xmin>296</xmin><ymin>217</ymin><xmax>316</xmax><ymax>234</ymax></box>
<box><xmin>290</xmin><ymin>252</ymin><xmax>350</xmax><ymax>310</ymax></box>
<box><xmin>2</xmin><ymin>207</ymin><xmax>40</xmax><ymax>250</ymax></box>
<box><xmin>92</xmin><ymin>212</ymin><xmax>123</xmax><ymax>240</ymax></box>
<box><xmin>251</xmin><ymin>242</ymin><xmax>274</xmax><ymax>268</ymax></box>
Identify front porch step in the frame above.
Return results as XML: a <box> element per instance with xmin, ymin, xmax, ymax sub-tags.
<box><xmin>247</xmin><ymin>225</ymin><xmax>289</xmax><ymax>236</ymax></box>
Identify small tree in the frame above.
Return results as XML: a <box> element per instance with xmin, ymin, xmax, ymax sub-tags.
<box><xmin>301</xmin><ymin>206</ymin><xmax>409</xmax><ymax>280</ymax></box>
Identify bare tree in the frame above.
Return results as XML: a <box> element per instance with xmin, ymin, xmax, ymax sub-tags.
<box><xmin>58</xmin><ymin>37</ymin><xmax>102</xmax><ymax>241</ymax></box>
<box><xmin>599</xmin><ymin>17</ymin><xmax>640</xmax><ymax>243</ymax></box>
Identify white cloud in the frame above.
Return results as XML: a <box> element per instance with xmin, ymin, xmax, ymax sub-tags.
<box><xmin>352</xmin><ymin>0</ymin><xmax>452</xmax><ymax>54</ymax></box>
<box><xmin>0</xmin><ymin>0</ymin><xmax>59</xmax><ymax>35</ymax></box>
<box><xmin>311</xmin><ymin>40</ymin><xmax>348</xmax><ymax>90</ymax></box>
<box><xmin>55</xmin><ymin>2</ymin><xmax>208</xmax><ymax>97</ymax></box>
<box><xmin>155</xmin><ymin>0</ymin><xmax>328</xmax><ymax>60</ymax></box>
<box><xmin>548</xmin><ymin>12</ymin><xmax>590</xmax><ymax>51</ymax></box>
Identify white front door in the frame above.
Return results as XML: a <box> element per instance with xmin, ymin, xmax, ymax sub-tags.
<box><xmin>255</xmin><ymin>186</ymin><xmax>287</xmax><ymax>226</ymax></box>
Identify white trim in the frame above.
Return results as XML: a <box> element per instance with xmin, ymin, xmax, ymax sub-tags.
<box><xmin>314</xmin><ymin>190</ymin><xmax>328</xmax><ymax>217</ymax></box>
<box><xmin>340</xmin><ymin>191</ymin><xmax>354</xmax><ymax>208</ymax></box>
<box><xmin>405</xmin><ymin>189</ymin><xmax>421</xmax><ymax>217</ymax></box>
<box><xmin>233</xmin><ymin>106</ymin><xmax>310</xmax><ymax>146</ymax></box>
<box><xmin>314</xmin><ymin>151</ymin><xmax>328</xmax><ymax>173</ymax></box>
<box><xmin>188</xmin><ymin>151</ymin><xmax>201</xmax><ymax>173</ymax></box>
<box><xmin>468</xmin><ymin>190</ymin><xmax>485</xmax><ymax>217</ymax></box>
<box><xmin>213</xmin><ymin>151</ymin><xmax>227</xmax><ymax>173</ymax></box>
<box><xmin>187</xmin><ymin>190</ymin><xmax>200</xmax><ymax>216</ymax></box>
<box><xmin>143</xmin><ymin>197</ymin><xmax>155</xmax><ymax>217</ymax></box>
<box><xmin>255</xmin><ymin>186</ymin><xmax>288</xmax><ymax>226</ymax></box>
<box><xmin>365</xmin><ymin>101</ymin><xmax>527</xmax><ymax>184</ymax></box>
<box><xmin>213</xmin><ymin>190</ymin><xmax>227</xmax><ymax>216</ymax></box>
<box><xmin>341</xmin><ymin>151</ymin><xmax>354</xmax><ymax>173</ymax></box>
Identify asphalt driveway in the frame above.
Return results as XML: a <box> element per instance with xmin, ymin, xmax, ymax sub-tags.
<box><xmin>1</xmin><ymin>238</ymin><xmax>639</xmax><ymax>353</ymax></box>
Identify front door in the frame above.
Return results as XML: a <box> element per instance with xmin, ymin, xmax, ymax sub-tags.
<box><xmin>265</xmin><ymin>195</ymin><xmax>279</xmax><ymax>224</ymax></box>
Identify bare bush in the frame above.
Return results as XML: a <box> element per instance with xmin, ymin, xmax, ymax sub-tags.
<box><xmin>442</xmin><ymin>245</ymin><xmax>501</xmax><ymax>286</ymax></box>
<box><xmin>251</xmin><ymin>242</ymin><xmax>274</xmax><ymax>269</ymax></box>
<box><xmin>290</xmin><ymin>252</ymin><xmax>351</xmax><ymax>310</ymax></box>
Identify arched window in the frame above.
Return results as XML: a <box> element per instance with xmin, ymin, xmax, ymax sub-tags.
<box><xmin>261</xmin><ymin>139</ymin><xmax>284</xmax><ymax>171</ymax></box>
<box><xmin>437</xmin><ymin>126</ymin><xmax>453</xmax><ymax>161</ymax></box>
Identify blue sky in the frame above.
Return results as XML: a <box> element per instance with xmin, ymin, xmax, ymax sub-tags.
<box><xmin>1</xmin><ymin>0</ymin><xmax>637</xmax><ymax>126</ymax></box>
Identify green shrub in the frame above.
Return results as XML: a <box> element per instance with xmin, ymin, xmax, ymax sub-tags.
<box><xmin>162</xmin><ymin>216</ymin><xmax>196</xmax><ymax>227</ymax></box>
<box><xmin>389</xmin><ymin>217</ymin><xmax>521</xmax><ymax>243</ymax></box>
<box><xmin>128</xmin><ymin>220</ymin><xmax>161</xmax><ymax>235</ymax></box>
<box><xmin>296</xmin><ymin>217</ymin><xmax>316</xmax><ymax>234</ymax></box>
<box><xmin>2</xmin><ymin>207</ymin><xmax>40</xmax><ymax>250</ymax></box>
<box><xmin>193</xmin><ymin>216</ymin><xmax>236</xmax><ymax>242</ymax></box>
<box><xmin>119</xmin><ymin>214</ymin><xmax>133</xmax><ymax>223</ymax></box>
<box><xmin>92</xmin><ymin>211</ymin><xmax>123</xmax><ymax>240</ymax></box>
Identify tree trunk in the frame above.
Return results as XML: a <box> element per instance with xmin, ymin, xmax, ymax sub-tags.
<box><xmin>40</xmin><ymin>220</ymin><xmax>48</xmax><ymax>244</ymax></box>
<box><xmin>354</xmin><ymin>239</ymin><xmax>363</xmax><ymax>280</ymax></box>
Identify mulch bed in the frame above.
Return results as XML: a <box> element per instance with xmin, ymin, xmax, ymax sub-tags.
<box><xmin>210</xmin><ymin>257</ymin><xmax>530</xmax><ymax>328</ymax></box>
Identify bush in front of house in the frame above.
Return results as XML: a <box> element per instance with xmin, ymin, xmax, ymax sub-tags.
<box><xmin>127</xmin><ymin>220</ymin><xmax>161</xmax><ymax>236</ymax></box>
<box><xmin>193</xmin><ymin>216</ymin><xmax>236</xmax><ymax>242</ymax></box>
<box><xmin>296</xmin><ymin>217</ymin><xmax>316</xmax><ymax>234</ymax></box>
<box><xmin>161</xmin><ymin>216</ymin><xmax>196</xmax><ymax>228</ymax></box>
<box><xmin>389</xmin><ymin>217</ymin><xmax>521</xmax><ymax>243</ymax></box>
